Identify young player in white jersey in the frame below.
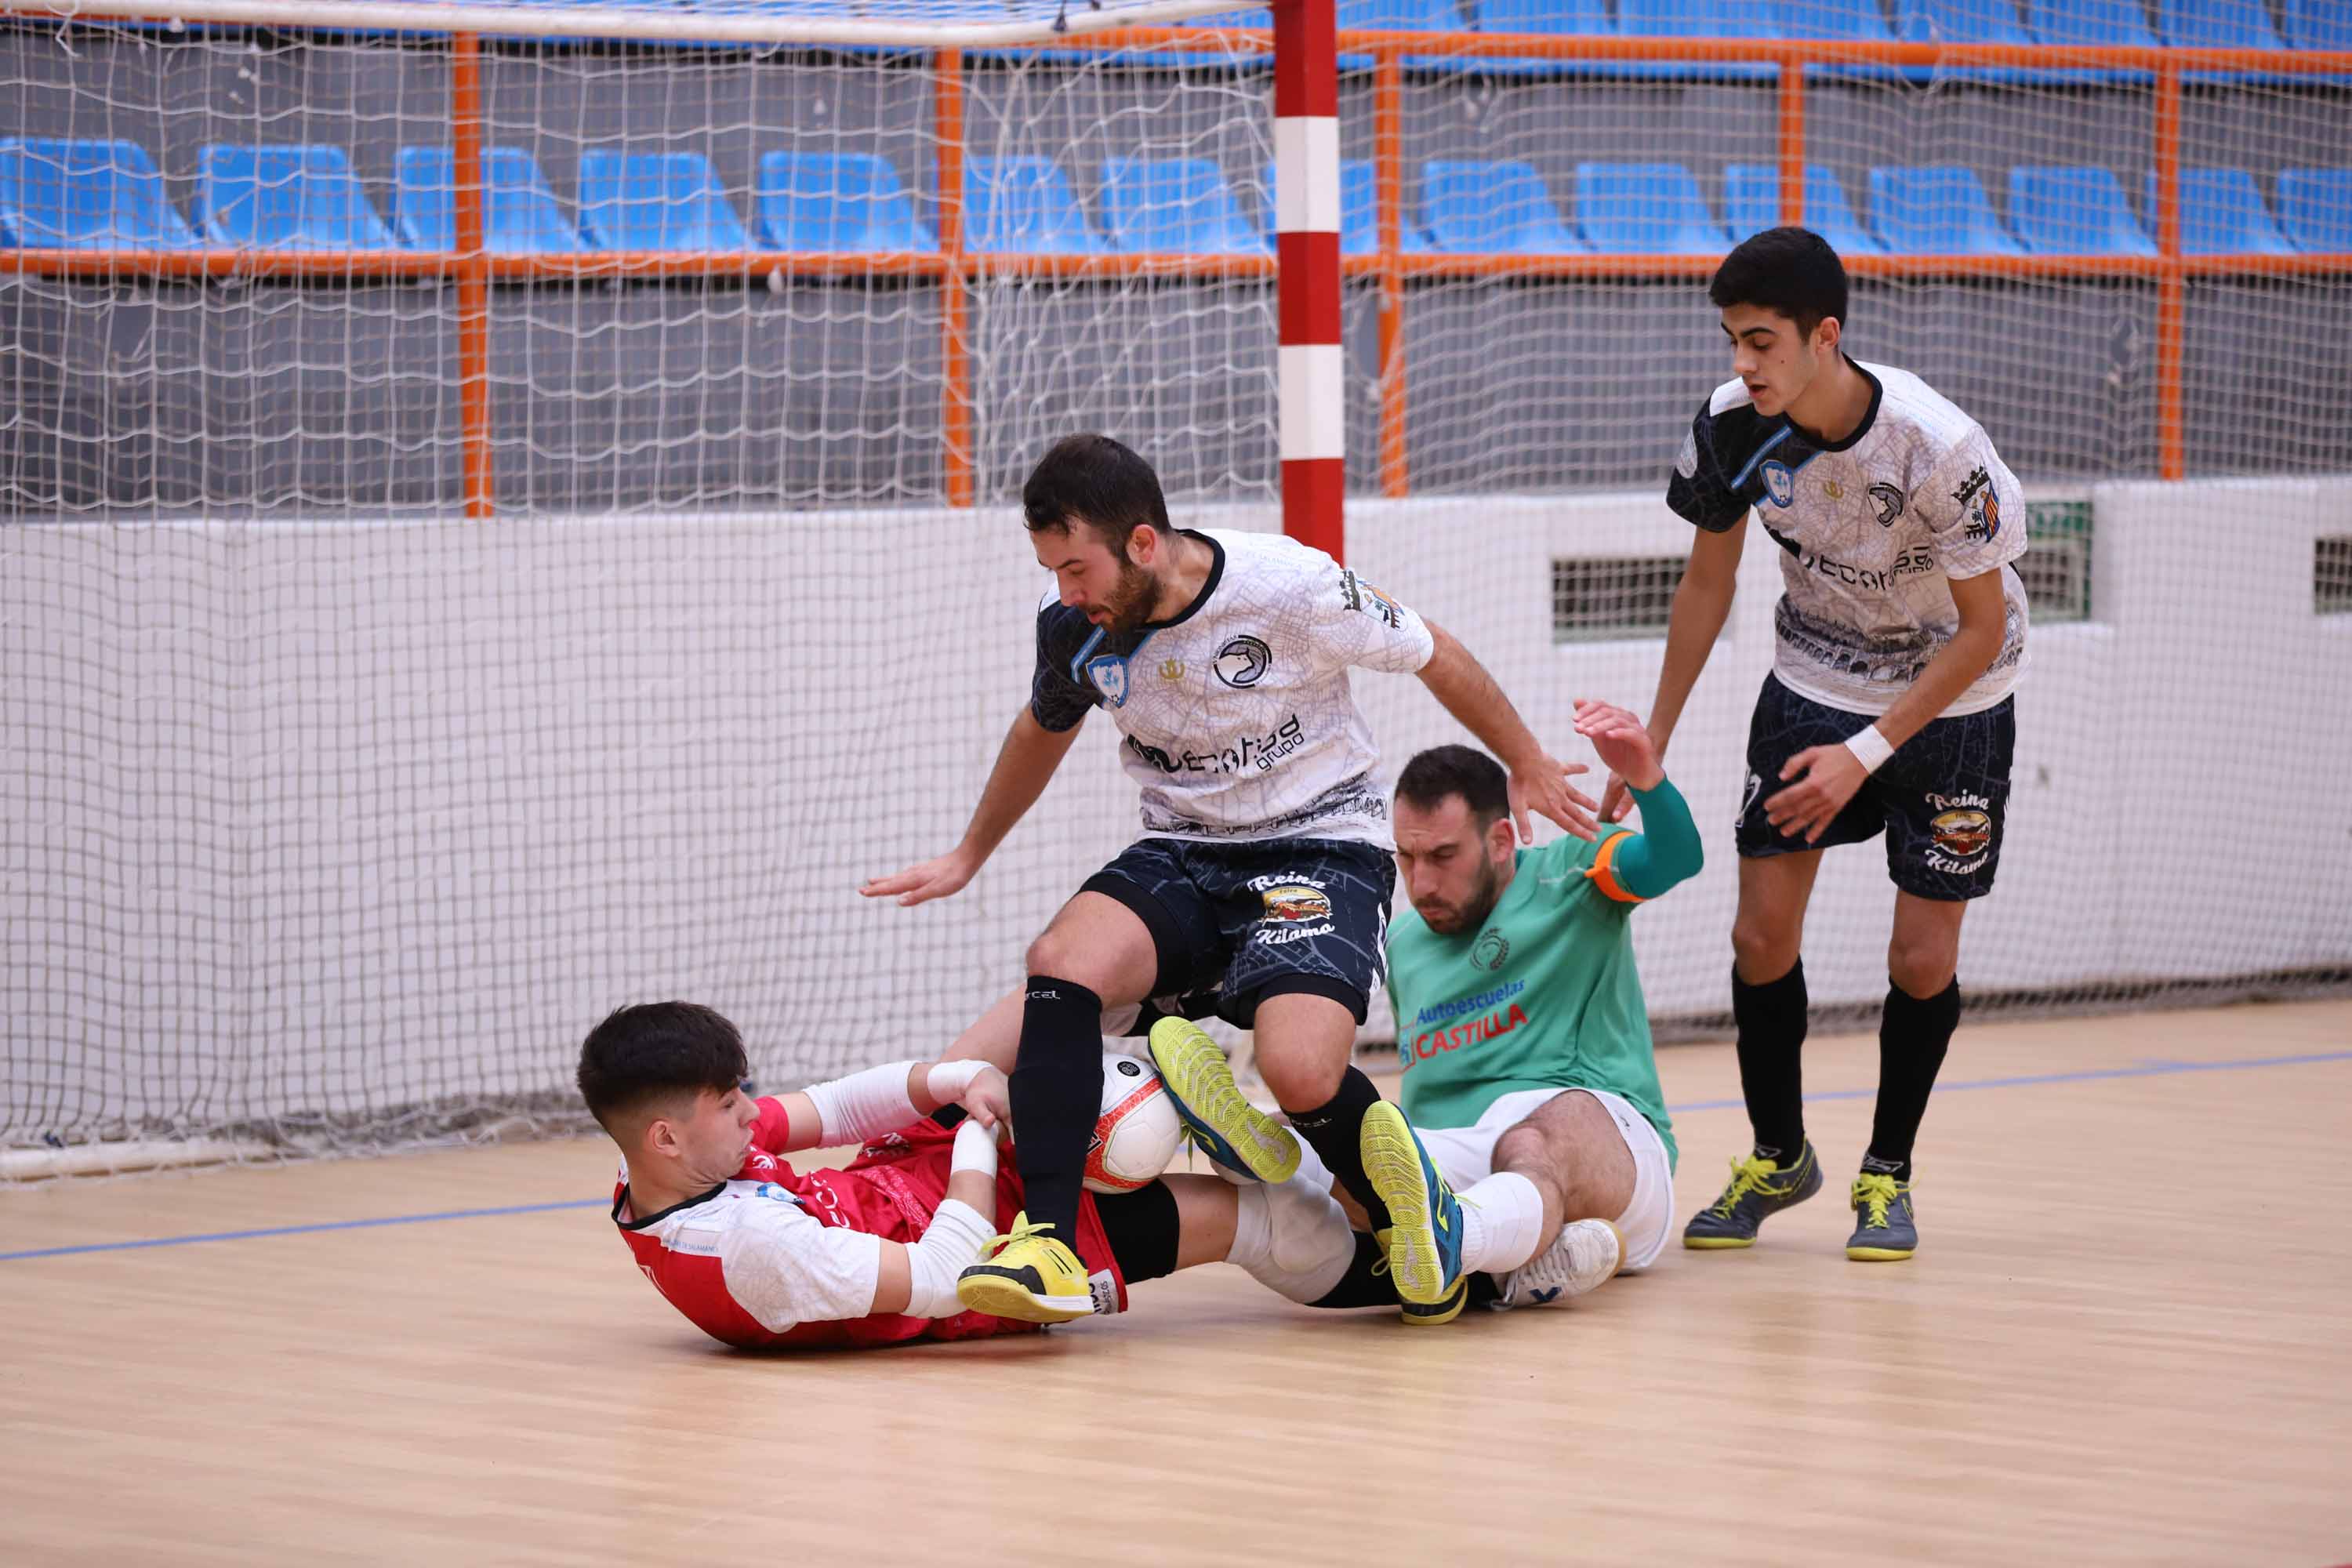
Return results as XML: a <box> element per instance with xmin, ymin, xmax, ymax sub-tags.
<box><xmin>585</xmin><ymin>1002</ymin><xmax>1376</xmax><ymax>1350</ymax></box>
<box><xmin>861</xmin><ymin>433</ymin><xmax>1595</xmax><ymax>1323</ymax></box>
<box><xmin>1617</xmin><ymin>227</ymin><xmax>2028</xmax><ymax>1261</ymax></box>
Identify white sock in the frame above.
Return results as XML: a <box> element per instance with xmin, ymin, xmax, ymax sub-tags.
<box><xmin>1457</xmin><ymin>1171</ymin><xmax>1547</xmax><ymax>1275</ymax></box>
<box><xmin>1227</xmin><ymin>1173</ymin><xmax>1355</xmax><ymax>1305</ymax></box>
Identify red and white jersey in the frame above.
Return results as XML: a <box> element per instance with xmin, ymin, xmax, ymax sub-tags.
<box><xmin>612</xmin><ymin>1100</ymin><xmax>1124</xmax><ymax>1350</ymax></box>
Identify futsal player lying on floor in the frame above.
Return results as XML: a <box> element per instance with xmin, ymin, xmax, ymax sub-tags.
<box><xmin>583</xmin><ymin>1001</ymin><xmax>1394</xmax><ymax>1348</ymax></box>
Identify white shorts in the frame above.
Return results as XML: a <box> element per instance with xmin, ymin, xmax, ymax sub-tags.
<box><xmin>1414</xmin><ymin>1087</ymin><xmax>1675</xmax><ymax>1272</ymax></box>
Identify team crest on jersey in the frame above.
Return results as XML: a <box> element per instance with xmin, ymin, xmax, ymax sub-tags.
<box><xmin>1966</xmin><ymin>490</ymin><xmax>2001</xmax><ymax>544</ymax></box>
<box><xmin>1472</xmin><ymin>929</ymin><xmax>1510</xmax><ymax>971</ymax></box>
<box><xmin>1214</xmin><ymin>635</ymin><xmax>1272</xmax><ymax>688</ymax></box>
<box><xmin>1086</xmin><ymin>653</ymin><xmax>1131</xmax><ymax>707</ymax></box>
<box><xmin>1869</xmin><ymin>482</ymin><xmax>1907</xmax><ymax>527</ymax></box>
<box><xmin>1760</xmin><ymin>459</ymin><xmax>1796</xmax><ymax>509</ymax></box>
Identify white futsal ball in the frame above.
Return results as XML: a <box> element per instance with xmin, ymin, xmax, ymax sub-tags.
<box><xmin>1083</xmin><ymin>1052</ymin><xmax>1184</xmax><ymax>1194</ymax></box>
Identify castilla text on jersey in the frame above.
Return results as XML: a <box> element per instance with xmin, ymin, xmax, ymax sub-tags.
<box><xmin>1402</xmin><ymin>1000</ymin><xmax>1530</xmax><ymax>1064</ymax></box>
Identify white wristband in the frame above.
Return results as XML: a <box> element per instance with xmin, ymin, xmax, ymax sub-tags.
<box><xmin>950</xmin><ymin>1115</ymin><xmax>1000</xmax><ymax>1181</ymax></box>
<box><xmin>900</xmin><ymin>1197</ymin><xmax>996</xmax><ymax>1319</ymax></box>
<box><xmin>924</xmin><ymin>1058</ymin><xmax>989</xmax><ymax>1109</ymax></box>
<box><xmin>803</xmin><ymin>1060</ymin><xmax>920</xmax><ymax>1147</ymax></box>
<box><xmin>1843</xmin><ymin>724</ymin><xmax>1896</xmax><ymax>775</ymax></box>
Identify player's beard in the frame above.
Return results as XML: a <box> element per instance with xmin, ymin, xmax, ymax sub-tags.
<box><xmin>1097</xmin><ymin>551</ymin><xmax>1161</xmax><ymax>634</ymax></box>
<box><xmin>1418</xmin><ymin>855</ymin><xmax>1504</xmax><ymax>936</ymax></box>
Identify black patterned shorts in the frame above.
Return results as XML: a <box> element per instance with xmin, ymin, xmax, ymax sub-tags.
<box><xmin>1080</xmin><ymin>837</ymin><xmax>1396</xmax><ymax>1027</ymax></box>
<box><xmin>1736</xmin><ymin>673</ymin><xmax>2016</xmax><ymax>902</ymax></box>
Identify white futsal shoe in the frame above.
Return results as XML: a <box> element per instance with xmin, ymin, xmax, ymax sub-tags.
<box><xmin>1490</xmin><ymin>1218</ymin><xmax>1624</xmax><ymax>1311</ymax></box>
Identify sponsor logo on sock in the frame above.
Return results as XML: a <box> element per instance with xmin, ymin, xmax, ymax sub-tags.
<box><xmin>1087</xmin><ymin>1271</ymin><xmax>1121</xmax><ymax>1316</ymax></box>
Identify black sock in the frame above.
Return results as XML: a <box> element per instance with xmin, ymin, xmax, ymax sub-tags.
<box><xmin>1008</xmin><ymin>975</ymin><xmax>1103</xmax><ymax>1243</ymax></box>
<box><xmin>1733</xmin><ymin>958</ymin><xmax>1809</xmax><ymax>1163</ymax></box>
<box><xmin>1091</xmin><ymin>1179</ymin><xmax>1181</xmax><ymax>1286</ymax></box>
<box><xmin>1306</xmin><ymin>1232</ymin><xmax>1396</xmax><ymax>1308</ymax></box>
<box><xmin>1285</xmin><ymin>1065</ymin><xmax>1393</xmax><ymax>1233</ymax></box>
<box><xmin>1866</xmin><ymin>976</ymin><xmax>1961</xmax><ymax>1183</ymax></box>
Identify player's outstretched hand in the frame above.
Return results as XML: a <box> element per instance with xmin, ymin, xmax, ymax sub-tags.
<box><xmin>860</xmin><ymin>848</ymin><xmax>980</xmax><ymax>907</ymax></box>
<box><xmin>1766</xmin><ymin>744</ymin><xmax>1867</xmax><ymax>844</ymax></box>
<box><xmin>1505</xmin><ymin>750</ymin><xmax>1599</xmax><ymax>844</ymax></box>
<box><xmin>1573</xmin><ymin>699</ymin><xmax>1664</xmax><ymax>807</ymax></box>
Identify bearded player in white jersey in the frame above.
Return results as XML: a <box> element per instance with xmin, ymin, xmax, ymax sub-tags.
<box><xmin>862</xmin><ymin>433</ymin><xmax>1595</xmax><ymax>1323</ymax></box>
<box><xmin>1618</xmin><ymin>227</ymin><xmax>2028</xmax><ymax>1263</ymax></box>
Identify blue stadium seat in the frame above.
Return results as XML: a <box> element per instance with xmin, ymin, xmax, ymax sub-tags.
<box><xmin>1474</xmin><ymin>0</ymin><xmax>1610</xmax><ymax>34</ymax></box>
<box><xmin>1265</xmin><ymin>158</ymin><xmax>1430</xmax><ymax>255</ymax></box>
<box><xmin>1894</xmin><ymin>0</ymin><xmax>2037</xmax><ymax>42</ymax></box>
<box><xmin>1615</xmin><ymin>0</ymin><xmax>1780</xmax><ymax>78</ymax></box>
<box><xmin>961</xmin><ymin>156</ymin><xmax>1105</xmax><ymax>256</ymax></box>
<box><xmin>576</xmin><ymin>151</ymin><xmax>750</xmax><ymax>251</ymax></box>
<box><xmin>1331</xmin><ymin>0</ymin><xmax>1469</xmax><ymax>71</ymax></box>
<box><xmin>394</xmin><ymin>146</ymin><xmax>582</xmax><ymax>254</ymax></box>
<box><xmin>0</xmin><ymin>138</ymin><xmax>195</xmax><ymax>249</ymax></box>
<box><xmin>2145</xmin><ymin>167</ymin><xmax>2292</xmax><ymax>254</ymax></box>
<box><xmin>1866</xmin><ymin>165</ymin><xmax>2024</xmax><ymax>255</ymax></box>
<box><xmin>197</xmin><ymin>144</ymin><xmax>399</xmax><ymax>250</ymax></box>
<box><xmin>2158</xmin><ymin>0</ymin><xmax>2284</xmax><ymax>46</ymax></box>
<box><xmin>1462</xmin><ymin>0</ymin><xmax>1610</xmax><ymax>78</ymax></box>
<box><xmin>2027</xmin><ymin>0</ymin><xmax>2158</xmax><ymax>46</ymax></box>
<box><xmin>2008</xmin><ymin>165</ymin><xmax>2155</xmax><ymax>255</ymax></box>
<box><xmin>1101</xmin><ymin>158</ymin><xmax>1265</xmax><ymax>254</ymax></box>
<box><xmin>1893</xmin><ymin>0</ymin><xmax>2089</xmax><ymax>82</ymax></box>
<box><xmin>1778</xmin><ymin>0</ymin><xmax>1896</xmax><ymax>39</ymax></box>
<box><xmin>2277</xmin><ymin>168</ymin><xmax>2352</xmax><ymax>252</ymax></box>
<box><xmin>1420</xmin><ymin>160</ymin><xmax>1581</xmax><ymax>253</ymax></box>
<box><xmin>1338</xmin><ymin>0</ymin><xmax>1461</xmax><ymax>28</ymax></box>
<box><xmin>2281</xmin><ymin>0</ymin><xmax>2352</xmax><ymax>49</ymax></box>
<box><xmin>1780</xmin><ymin>0</ymin><xmax>1903</xmax><ymax>81</ymax></box>
<box><xmin>1723</xmin><ymin>164</ymin><xmax>1883</xmax><ymax>255</ymax></box>
<box><xmin>1573</xmin><ymin>162</ymin><xmax>1727</xmax><ymax>253</ymax></box>
<box><xmin>756</xmin><ymin>151</ymin><xmax>935</xmax><ymax>252</ymax></box>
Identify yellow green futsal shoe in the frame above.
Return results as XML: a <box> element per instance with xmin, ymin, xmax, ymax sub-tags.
<box><xmin>1145</xmin><ymin>1018</ymin><xmax>1300</xmax><ymax>1184</ymax></box>
<box><xmin>1360</xmin><ymin>1101</ymin><xmax>1466</xmax><ymax>1315</ymax></box>
<box><xmin>955</xmin><ymin>1213</ymin><xmax>1094</xmax><ymax>1323</ymax></box>
<box><xmin>1846</xmin><ymin>1172</ymin><xmax>1918</xmax><ymax>1261</ymax></box>
<box><xmin>1682</xmin><ymin>1142</ymin><xmax>1822</xmax><ymax>1249</ymax></box>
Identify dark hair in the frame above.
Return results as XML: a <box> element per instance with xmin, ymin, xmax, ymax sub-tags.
<box><xmin>1022</xmin><ymin>433</ymin><xmax>1171</xmax><ymax>548</ymax></box>
<box><xmin>1395</xmin><ymin>744</ymin><xmax>1509</xmax><ymax>828</ymax></box>
<box><xmin>1709</xmin><ymin>226</ymin><xmax>1849</xmax><ymax>340</ymax></box>
<box><xmin>577</xmin><ymin>1001</ymin><xmax>747</xmax><ymax>1132</ymax></box>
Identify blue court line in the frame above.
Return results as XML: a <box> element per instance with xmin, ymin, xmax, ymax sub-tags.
<box><xmin>5</xmin><ymin>1047</ymin><xmax>2347</xmax><ymax>1265</ymax></box>
<box><xmin>1661</xmin><ymin>1047</ymin><xmax>2352</xmax><ymax>1116</ymax></box>
<box><xmin>0</xmin><ymin>1196</ymin><xmax>604</xmax><ymax>1263</ymax></box>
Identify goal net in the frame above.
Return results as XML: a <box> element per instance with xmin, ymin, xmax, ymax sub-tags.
<box><xmin>3</xmin><ymin>0</ymin><xmax>2348</xmax><ymax>1163</ymax></box>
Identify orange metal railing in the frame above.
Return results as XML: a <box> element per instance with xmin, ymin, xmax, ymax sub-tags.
<box><xmin>6</xmin><ymin>26</ymin><xmax>2350</xmax><ymax>506</ymax></box>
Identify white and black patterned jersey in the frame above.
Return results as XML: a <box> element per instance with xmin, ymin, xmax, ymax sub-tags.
<box><xmin>1029</xmin><ymin>528</ymin><xmax>1436</xmax><ymax>847</ymax></box>
<box><xmin>1664</xmin><ymin>358</ymin><xmax>2029</xmax><ymax>717</ymax></box>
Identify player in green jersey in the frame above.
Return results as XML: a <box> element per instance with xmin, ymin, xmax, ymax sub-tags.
<box><xmin>933</xmin><ymin>703</ymin><xmax>1700</xmax><ymax>1327</ymax></box>
<box><xmin>1359</xmin><ymin>701</ymin><xmax>1703</xmax><ymax>1323</ymax></box>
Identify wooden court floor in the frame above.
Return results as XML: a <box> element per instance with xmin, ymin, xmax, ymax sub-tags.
<box><xmin>2</xmin><ymin>999</ymin><xmax>2347</xmax><ymax>1566</ymax></box>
